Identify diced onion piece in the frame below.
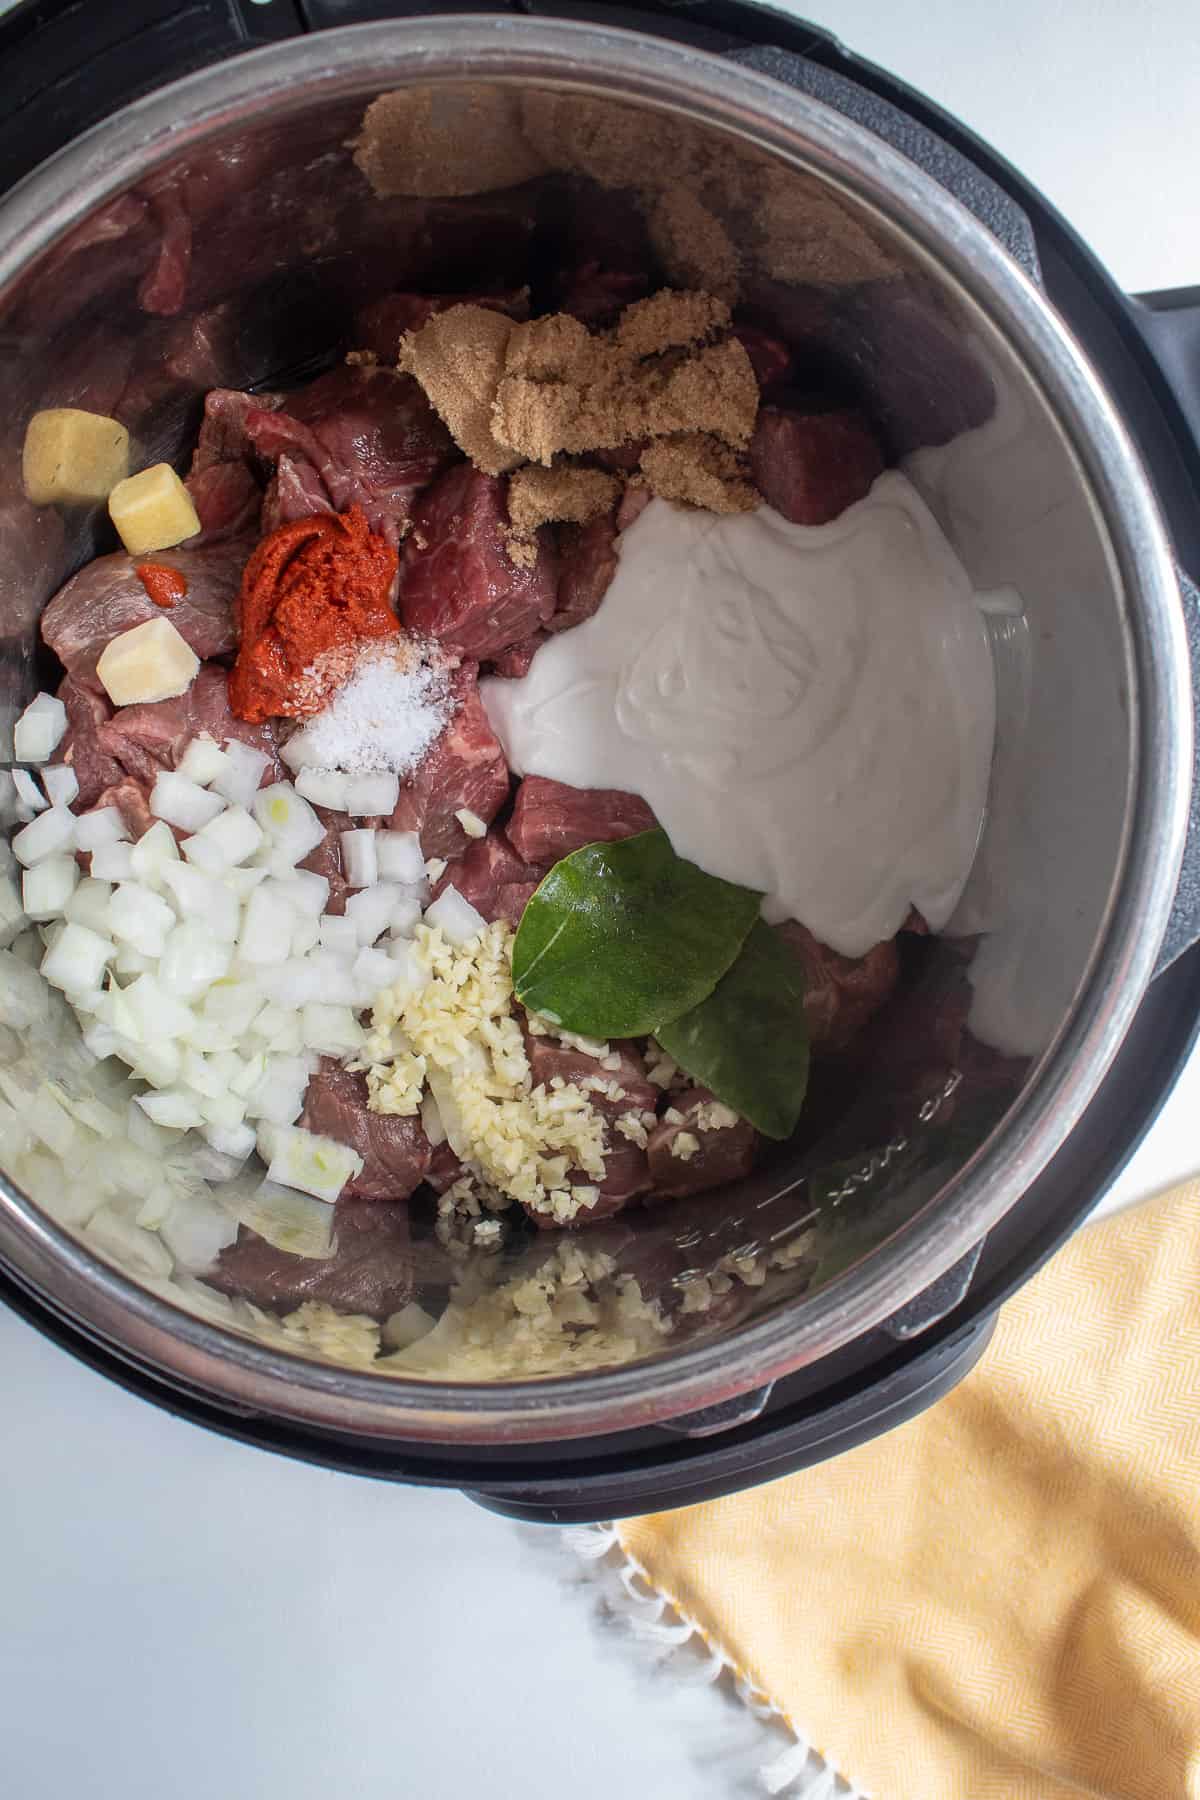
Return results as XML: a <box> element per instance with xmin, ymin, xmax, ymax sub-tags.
<box><xmin>201</xmin><ymin>979</ymin><xmax>263</xmax><ymax>1034</ymax></box>
<box><xmin>41</xmin><ymin>921</ymin><xmax>115</xmax><ymax>994</ymax></box>
<box><xmin>387</xmin><ymin>890</ymin><xmax>425</xmax><ymax>940</ymax></box>
<box><xmin>294</xmin><ymin>768</ymin><xmax>349</xmax><ymax>812</ymax></box>
<box><xmin>225</xmin><ymin>1176</ymin><xmax>335</xmax><ymax>1259</ymax></box>
<box><xmin>423</xmin><ymin>884</ymin><xmax>486</xmax><ymax>947</ymax></box>
<box><xmin>128</xmin><ymin>1039</ymin><xmax>182</xmax><ymax>1087</ymax></box>
<box><xmin>136</xmin><ymin>1090</ymin><xmax>207</xmax><ymax>1129</ymax></box>
<box><xmin>176</xmin><ymin>735</ymin><xmax>229</xmax><ymax>787</ymax></box>
<box><xmin>254</xmin><ymin>960</ymin><xmax>324</xmax><ymax>1008</ymax></box>
<box><xmin>157</xmin><ymin>1186</ymin><xmax>239</xmax><ymax>1271</ymax></box>
<box><xmin>376</xmin><ymin>830</ymin><xmax>425</xmax><ymax>885</ymax></box>
<box><xmin>22</xmin><ymin>854</ymin><xmax>78</xmax><ymax>920</ymax></box>
<box><xmin>183</xmin><ymin>805</ymin><xmax>263</xmax><ymax>871</ymax></box>
<box><xmin>352</xmin><ymin>945</ymin><xmax>396</xmax><ymax>1006</ymax></box>
<box><xmin>383</xmin><ymin>1301</ymin><xmax>437</xmax><ymax>1350</ymax></box>
<box><xmin>129</xmin><ymin>819</ymin><xmax>181</xmax><ymax>887</ymax></box>
<box><xmin>210</xmin><ymin>740</ymin><xmax>270</xmax><ymax>810</ymax></box>
<box><xmin>85</xmin><ymin>1205</ymin><xmax>173</xmax><ymax>1279</ymax></box>
<box><xmin>261</xmin><ymin>1121</ymin><xmax>363</xmax><ymax>1204</ymax></box>
<box><xmin>318</xmin><ymin>915</ymin><xmax>358</xmax><ymax>953</ymax></box>
<box><xmin>387</xmin><ymin>939</ymin><xmax>431</xmax><ymax>998</ymax></box>
<box><xmin>13</xmin><ymin>770</ymin><xmax>48</xmax><ymax>815</ymax></box>
<box><xmin>271</xmin><ymin>868</ymin><xmax>329</xmax><ymax>918</ymax></box>
<box><xmin>343</xmin><ymin>771</ymin><xmax>399</xmax><ymax>817</ymax></box>
<box><xmin>340</xmin><ymin>828</ymin><xmax>377</xmax><ymax>889</ymax></box>
<box><xmin>252</xmin><ymin>782</ymin><xmax>325</xmax><ymax>866</ymax></box>
<box><xmin>13</xmin><ymin>692</ymin><xmax>68</xmax><ymax>764</ymax></box>
<box><xmin>159</xmin><ymin>921</ymin><xmax>233</xmax><ymax>998</ymax></box>
<box><xmin>304</xmin><ymin>951</ymin><xmax>360</xmax><ymax>1006</ymax></box>
<box><xmin>150</xmin><ymin>770</ymin><xmax>225</xmax><ymax>833</ymax></box>
<box><xmin>278</xmin><ymin>730</ymin><xmax>316</xmax><ymax>775</ymax></box>
<box><xmin>244</xmin><ymin>1055</ymin><xmax>310</xmax><ymax>1126</ymax></box>
<box><xmin>90</xmin><ymin>841</ymin><xmax>136</xmax><ymax>883</ymax></box>
<box><xmin>159</xmin><ymin>861</ymin><xmax>239</xmax><ymax>940</ymax></box>
<box><xmin>455</xmin><ymin>807</ymin><xmax>487</xmax><ymax>839</ymax></box>
<box><xmin>123</xmin><ymin>971</ymin><xmax>197</xmax><ymax>1041</ymax></box>
<box><xmin>198</xmin><ymin>1090</ymin><xmax>247</xmax><ymax>1131</ymax></box>
<box><xmin>40</xmin><ymin>763</ymin><xmax>78</xmax><ymax>809</ymax></box>
<box><xmin>12</xmin><ymin>804</ymin><xmax>75</xmax><ymax>866</ymax></box>
<box><xmin>65</xmin><ymin>876</ymin><xmax>113</xmax><ymax>934</ymax></box>
<box><xmin>345</xmin><ymin>881</ymin><xmax>408</xmax><ymax>947</ymax></box>
<box><xmin>239</xmin><ymin>886</ymin><xmax>294</xmax><ymax>965</ymax></box>
<box><xmin>419</xmin><ymin>1089</ymin><xmax>446</xmax><ymax>1147</ymax></box>
<box><xmin>203</xmin><ymin>1119</ymin><xmax>257</xmax><ymax>1160</ymax></box>
<box><xmin>75</xmin><ymin>807</ymin><xmax>129</xmax><ymax>852</ymax></box>
<box><xmin>96</xmin><ymin>615</ymin><xmax>199</xmax><ymax>706</ymax></box>
<box><xmin>108</xmin><ymin>461</ymin><xmax>201</xmax><ymax>556</ymax></box>
<box><xmin>107</xmin><ymin>881</ymin><xmax>175</xmax><ymax>956</ymax></box>
<box><xmin>300</xmin><ymin>1002</ymin><xmax>363</xmax><ymax>1058</ymax></box>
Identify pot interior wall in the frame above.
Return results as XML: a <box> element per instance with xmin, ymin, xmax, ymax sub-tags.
<box><xmin>0</xmin><ymin>69</ymin><xmax>1135</xmax><ymax>1394</ymax></box>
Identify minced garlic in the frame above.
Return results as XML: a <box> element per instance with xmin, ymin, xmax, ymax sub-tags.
<box><xmin>694</xmin><ymin>1100</ymin><xmax>740</xmax><ymax>1131</ymax></box>
<box><xmin>671</xmin><ymin>1130</ymin><xmax>701</xmax><ymax>1162</ymax></box>
<box><xmin>363</xmin><ymin>921</ymin><xmax>609</xmax><ymax>1216</ymax></box>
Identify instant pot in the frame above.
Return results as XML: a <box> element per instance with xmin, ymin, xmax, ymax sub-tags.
<box><xmin>1</xmin><ymin>0</ymin><xmax>1199</xmax><ymax>1523</ymax></box>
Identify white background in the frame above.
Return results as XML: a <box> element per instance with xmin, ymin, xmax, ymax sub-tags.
<box><xmin>3</xmin><ymin>4</ymin><xmax>1200</xmax><ymax>1796</ymax></box>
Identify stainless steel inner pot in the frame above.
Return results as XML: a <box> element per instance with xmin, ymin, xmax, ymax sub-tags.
<box><xmin>0</xmin><ymin>19</ymin><xmax>1188</xmax><ymax>1443</ymax></box>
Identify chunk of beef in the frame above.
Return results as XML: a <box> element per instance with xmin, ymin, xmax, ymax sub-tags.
<box><xmin>525</xmin><ymin>1144</ymin><xmax>652</xmax><ymax>1231</ymax></box>
<box><xmin>300</xmin><ymin>1058</ymin><xmax>432</xmax><ymax>1203</ymax></box>
<box><xmin>507</xmin><ymin>776</ymin><xmax>656</xmax><ymax>866</ymax></box>
<box><xmin>210</xmin><ymin>1200</ymin><xmax>417</xmax><ymax>1318</ymax></box>
<box><xmin>551</xmin><ymin>510</ymin><xmax>619</xmax><ymax>635</ymax></box>
<box><xmin>190</xmin><ymin>386</ymin><xmax>283</xmax><ymax>474</ymax></box>
<box><xmin>186</xmin><ymin>462</ymin><xmax>263</xmax><ymax>543</ymax></box>
<box><xmin>399</xmin><ymin>465</ymin><xmax>557</xmax><ymax>659</ymax></box>
<box><xmin>94</xmin><ymin>777</ymin><xmax>154</xmax><ymax>842</ymax></box>
<box><xmin>749</xmin><ymin>406</ymin><xmax>884</xmax><ymax>526</ymax></box>
<box><xmin>353</xmin><ymin>287</ymin><xmax>529</xmax><ymax>359</ymax></box>
<box><xmin>557</xmin><ymin>262</ymin><xmax>648</xmax><ymax>326</ymax></box>
<box><xmin>829</xmin><ymin>280</ymin><xmax>996</xmax><ymax>457</ymax></box>
<box><xmin>293</xmin><ymin>803</ymin><xmax>351</xmax><ymax>916</ymax></box>
<box><xmin>245</xmin><ymin>365</ymin><xmax>455</xmax><ymax>544</ymax></box>
<box><xmin>137</xmin><ymin>178</ymin><xmax>191</xmax><ymax>316</ymax></box>
<box><xmin>616</xmin><ymin>487</ymin><xmax>651</xmax><ymax>532</ymax></box>
<box><xmin>774</xmin><ymin>920</ymin><xmax>899</xmax><ymax>1054</ymax></box>
<box><xmin>260</xmin><ymin>454</ymin><xmax>334</xmax><ymax>534</ymax></box>
<box><xmin>95</xmin><ymin>664</ymin><xmax>281</xmax><ymax>789</ymax></box>
<box><xmin>524</xmin><ymin>1033</ymin><xmax>658</xmax><ymax>1126</ymax></box>
<box><xmin>424</xmin><ymin>1142</ymin><xmax>464</xmax><ymax>1195</ymax></box>
<box><xmin>646</xmin><ymin>1087</ymin><xmax>758</xmax><ymax>1198</ymax></box>
<box><xmin>434</xmin><ymin>829</ymin><xmax>543</xmax><ymax>927</ymax></box>
<box><xmin>732</xmin><ymin>323</ymin><xmax>793</xmax><ymax>389</ymax></box>
<box><xmin>489</xmin><ymin>632</ymin><xmax>548</xmax><ymax>679</ymax></box>
<box><xmin>41</xmin><ymin>540</ymin><xmax>245</xmax><ymax>688</ymax></box>
<box><xmin>184</xmin><ymin>389</ymin><xmax>278</xmax><ymax>542</ymax></box>
<box><xmin>56</xmin><ymin>677</ymin><xmax>122</xmax><ymax>808</ymax></box>
<box><xmin>386</xmin><ymin>666</ymin><xmax>510</xmax><ymax>860</ymax></box>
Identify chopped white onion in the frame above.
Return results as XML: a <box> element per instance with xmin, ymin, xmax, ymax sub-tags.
<box><xmin>159</xmin><ymin>921</ymin><xmax>233</xmax><ymax>998</ymax></box>
<box><xmin>65</xmin><ymin>877</ymin><xmax>114</xmax><ymax>934</ymax></box>
<box><xmin>150</xmin><ymin>771</ymin><xmax>225</xmax><ymax>834</ymax></box>
<box><xmin>85</xmin><ymin>1204</ymin><xmax>174</xmax><ymax>1279</ymax></box>
<box><xmin>238</xmin><ymin>886</ymin><xmax>294</xmax><ymax>965</ymax></box>
<box><xmin>176</xmin><ymin>735</ymin><xmax>229</xmax><ymax>787</ymax></box>
<box><xmin>12</xmin><ymin>805</ymin><xmax>75</xmax><ymax>866</ymax></box>
<box><xmin>211</xmin><ymin>740</ymin><xmax>270</xmax><ymax>810</ymax></box>
<box><xmin>90</xmin><ymin>841</ymin><xmax>137</xmax><ymax>883</ymax></box>
<box><xmin>114</xmin><ymin>944</ymin><xmax>154</xmax><ymax>978</ymax></box>
<box><xmin>203</xmin><ymin>1119</ymin><xmax>257</xmax><ymax>1160</ymax></box>
<box><xmin>224</xmin><ymin>866</ymin><xmax>269</xmax><ymax>900</ymax></box>
<box><xmin>253</xmin><ymin>960</ymin><xmax>324</xmax><ymax>1008</ymax></box>
<box><xmin>340</xmin><ymin>828</ymin><xmax>378</xmax><ymax>889</ymax></box>
<box><xmin>41</xmin><ymin>921</ymin><xmax>115</xmax><ymax>995</ymax></box>
<box><xmin>352</xmin><ymin>945</ymin><xmax>396</xmax><ymax>1005</ymax></box>
<box><xmin>345</xmin><ymin>881</ymin><xmax>407</xmax><ymax>947</ymax></box>
<box><xmin>318</xmin><ymin>914</ymin><xmax>358</xmax><ymax>954</ymax></box>
<box><xmin>75</xmin><ymin>807</ymin><xmax>129</xmax><ymax>852</ymax></box>
<box><xmin>244</xmin><ymin>1055</ymin><xmax>310</xmax><ymax>1127</ymax></box>
<box><xmin>14</xmin><ymin>692</ymin><xmax>68</xmax><ymax>764</ymax></box>
<box><xmin>13</xmin><ymin>770</ymin><xmax>48</xmax><ymax>815</ymax></box>
<box><xmin>387</xmin><ymin>889</ymin><xmax>425</xmax><ymax>940</ymax></box>
<box><xmin>300</xmin><ymin>1002</ymin><xmax>363</xmax><ymax>1058</ymax></box>
<box><xmin>201</xmin><ymin>979</ymin><xmax>263</xmax><ymax>1035</ymax></box>
<box><xmin>419</xmin><ymin>1090</ymin><xmax>446</xmax><ymax>1147</ymax></box>
<box><xmin>123</xmin><ymin>972</ymin><xmax>197</xmax><ymax>1042</ymax></box>
<box><xmin>160</xmin><ymin>861</ymin><xmax>239</xmax><ymax>940</ymax></box>
<box><xmin>157</xmin><ymin>1185</ymin><xmax>239</xmax><ymax>1271</ymax></box>
<box><xmin>222</xmin><ymin>1174</ymin><xmax>335</xmax><ymax>1259</ymax></box>
<box><xmin>294</xmin><ymin>767</ymin><xmax>349</xmax><ymax>811</ymax></box>
<box><xmin>136</xmin><ymin>1090</ymin><xmax>207</xmax><ymax>1130</ymax></box>
<box><xmin>303</xmin><ymin>950</ymin><xmax>360</xmax><ymax>1005</ymax></box>
<box><xmin>22</xmin><ymin>855</ymin><xmax>79</xmax><ymax>921</ymax></box>
<box><xmin>182</xmin><ymin>805</ymin><xmax>263</xmax><ymax>872</ymax></box>
<box><xmin>198</xmin><ymin>1091</ymin><xmax>247</xmax><ymax>1131</ymax></box>
<box><xmin>129</xmin><ymin>819</ymin><xmax>182</xmax><ymax>889</ymax></box>
<box><xmin>253</xmin><ymin>782</ymin><xmax>325</xmax><ymax>867</ymax></box>
<box><xmin>423</xmin><ymin>884</ymin><xmax>486</xmax><ymax>947</ymax></box>
<box><xmin>40</xmin><ymin>763</ymin><xmax>79</xmax><ymax>810</ymax></box>
<box><xmin>106</xmin><ymin>882</ymin><xmax>176</xmax><ymax>957</ymax></box>
<box><xmin>344</xmin><ymin>771</ymin><xmax>400</xmax><ymax>817</ymax></box>
<box><xmin>290</xmin><ymin>913</ymin><xmax>320</xmax><ymax>958</ymax></box>
<box><xmin>271</xmin><ymin>868</ymin><xmax>329</xmax><ymax>917</ymax></box>
<box><xmin>376</xmin><ymin>829</ymin><xmax>426</xmax><ymax>885</ymax></box>
<box><xmin>260</xmin><ymin>1121</ymin><xmax>363</xmax><ymax>1204</ymax></box>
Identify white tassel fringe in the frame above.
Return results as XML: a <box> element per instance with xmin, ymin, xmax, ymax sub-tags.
<box><xmin>563</xmin><ymin>1522</ymin><xmax>871</xmax><ymax>1799</ymax></box>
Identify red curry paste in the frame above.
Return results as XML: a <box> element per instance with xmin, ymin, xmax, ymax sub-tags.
<box><xmin>135</xmin><ymin>562</ymin><xmax>188</xmax><ymax>608</ymax></box>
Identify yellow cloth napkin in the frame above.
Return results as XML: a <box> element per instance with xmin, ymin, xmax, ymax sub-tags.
<box><xmin>619</xmin><ymin>1181</ymin><xmax>1200</xmax><ymax>1799</ymax></box>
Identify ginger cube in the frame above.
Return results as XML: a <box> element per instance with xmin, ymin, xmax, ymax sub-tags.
<box><xmin>96</xmin><ymin>616</ymin><xmax>199</xmax><ymax>707</ymax></box>
<box><xmin>22</xmin><ymin>408</ymin><xmax>130</xmax><ymax>506</ymax></box>
<box><xmin>108</xmin><ymin>462</ymin><xmax>201</xmax><ymax>556</ymax></box>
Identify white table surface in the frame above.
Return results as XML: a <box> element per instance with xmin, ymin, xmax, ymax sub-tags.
<box><xmin>4</xmin><ymin>6</ymin><xmax>1200</xmax><ymax>1797</ymax></box>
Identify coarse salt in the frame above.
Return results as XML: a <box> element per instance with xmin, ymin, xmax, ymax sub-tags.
<box><xmin>293</xmin><ymin>639</ymin><xmax>453</xmax><ymax>775</ymax></box>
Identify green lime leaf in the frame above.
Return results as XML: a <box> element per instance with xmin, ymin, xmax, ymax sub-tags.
<box><xmin>657</xmin><ymin>919</ymin><xmax>810</xmax><ymax>1139</ymax></box>
<box><xmin>512</xmin><ymin>828</ymin><xmax>761</xmax><ymax>1038</ymax></box>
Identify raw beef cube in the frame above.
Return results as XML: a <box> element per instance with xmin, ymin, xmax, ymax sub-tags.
<box><xmin>646</xmin><ymin>1087</ymin><xmax>758</xmax><ymax>1198</ymax></box>
<box><xmin>524</xmin><ymin>1034</ymin><xmax>658</xmax><ymax>1126</ymax></box>
<box><xmin>399</xmin><ymin>465</ymin><xmax>557</xmax><ymax>659</ymax></box>
<box><xmin>507</xmin><ymin>776</ymin><xmax>656</xmax><ymax>866</ymax></box>
<box><xmin>749</xmin><ymin>406</ymin><xmax>884</xmax><ymax>526</ymax></box>
<box><xmin>352</xmin><ymin>287</ymin><xmax>529</xmax><ymax>359</ymax></box>
<box><xmin>297</xmin><ymin>803</ymin><xmax>354</xmax><ymax>917</ymax></box>
<box><xmin>210</xmin><ymin>1200</ymin><xmax>419</xmax><ymax>1318</ymax></box>
<box><xmin>300</xmin><ymin>1058</ymin><xmax>432</xmax><ymax>1203</ymax></box>
<box><xmin>433</xmin><ymin>829</ymin><xmax>543</xmax><ymax>927</ymax></box>
<box><xmin>56</xmin><ymin>677</ymin><xmax>122</xmax><ymax>808</ymax></box>
<box><xmin>41</xmin><ymin>540</ymin><xmax>244</xmax><ymax>688</ymax></box>
<box><xmin>732</xmin><ymin>322</ymin><xmax>793</xmax><ymax>389</ymax></box>
<box><xmin>489</xmin><ymin>632</ymin><xmax>548</xmax><ymax>679</ymax></box>
<box><xmin>773</xmin><ymin>920</ymin><xmax>899</xmax><ymax>1055</ymax></box>
<box><xmin>96</xmin><ymin>664</ymin><xmax>280</xmax><ymax>788</ymax></box>
<box><xmin>387</xmin><ymin>667</ymin><xmax>510</xmax><ymax>860</ymax></box>
<box><xmin>550</xmin><ymin>510</ymin><xmax>619</xmax><ymax>635</ymax></box>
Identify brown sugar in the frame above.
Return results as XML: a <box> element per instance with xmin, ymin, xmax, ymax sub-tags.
<box><xmin>351</xmin><ymin>87</ymin><xmax>548</xmax><ymax>199</ymax></box>
<box><xmin>505</xmin><ymin>466</ymin><xmax>620</xmax><ymax>564</ymax></box>
<box><xmin>639</xmin><ymin>435</ymin><xmax>757</xmax><ymax>514</ymax></box>
<box><xmin>397</xmin><ymin>305</ymin><xmax>521</xmax><ymax>476</ymax></box>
